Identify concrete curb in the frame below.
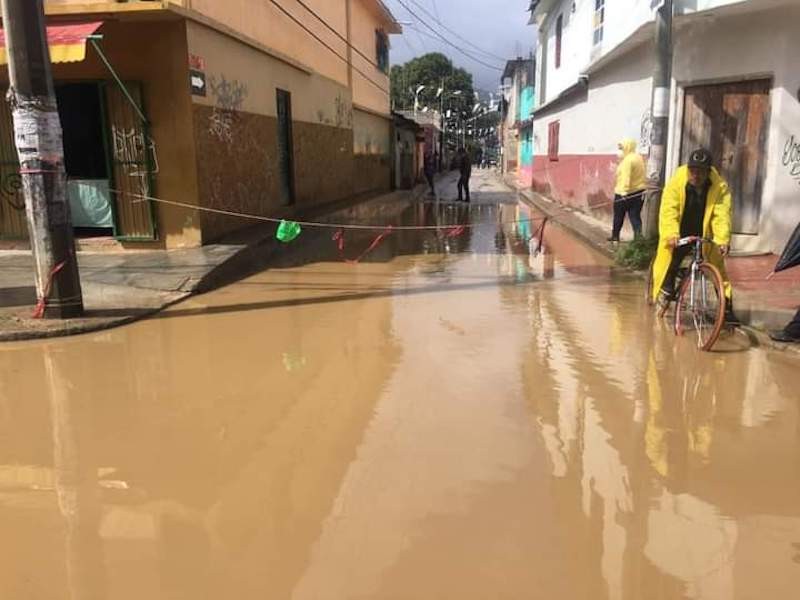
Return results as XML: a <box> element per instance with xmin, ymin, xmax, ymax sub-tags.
<box><xmin>501</xmin><ymin>175</ymin><xmax>800</xmax><ymax>358</ymax></box>
<box><xmin>1</xmin><ymin>185</ymin><xmax>428</xmax><ymax>343</ymax></box>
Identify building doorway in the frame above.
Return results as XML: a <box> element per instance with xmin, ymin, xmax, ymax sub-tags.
<box><xmin>56</xmin><ymin>82</ymin><xmax>114</xmax><ymax>237</ymax></box>
<box><xmin>276</xmin><ymin>89</ymin><xmax>295</xmax><ymax>206</ymax></box>
<box><xmin>680</xmin><ymin>79</ymin><xmax>771</xmax><ymax>235</ymax></box>
<box><xmin>0</xmin><ymin>80</ymin><xmax>157</xmax><ymax>241</ymax></box>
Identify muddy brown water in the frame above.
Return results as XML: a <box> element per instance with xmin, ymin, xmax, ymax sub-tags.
<box><xmin>1</xmin><ymin>175</ymin><xmax>799</xmax><ymax>599</ymax></box>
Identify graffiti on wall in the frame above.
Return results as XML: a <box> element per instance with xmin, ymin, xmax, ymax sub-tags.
<box><xmin>783</xmin><ymin>134</ymin><xmax>800</xmax><ymax>185</ymax></box>
<box><xmin>0</xmin><ymin>173</ymin><xmax>24</xmax><ymax>212</ymax></box>
<box><xmin>112</xmin><ymin>125</ymin><xmax>160</xmax><ymax>199</ymax></box>
<box><xmin>317</xmin><ymin>92</ymin><xmax>353</xmax><ymax>128</ymax></box>
<box><xmin>208</xmin><ymin>75</ymin><xmax>248</xmax><ymax>145</ymax></box>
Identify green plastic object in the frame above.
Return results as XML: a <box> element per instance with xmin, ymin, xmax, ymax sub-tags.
<box><xmin>276</xmin><ymin>220</ymin><xmax>301</xmax><ymax>243</ymax></box>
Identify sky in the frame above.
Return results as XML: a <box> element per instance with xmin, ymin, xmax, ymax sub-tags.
<box><xmin>383</xmin><ymin>0</ymin><xmax>536</xmax><ymax>93</ymax></box>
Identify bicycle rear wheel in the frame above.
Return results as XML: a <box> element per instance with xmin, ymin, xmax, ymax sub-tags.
<box><xmin>675</xmin><ymin>263</ymin><xmax>726</xmax><ymax>351</ymax></box>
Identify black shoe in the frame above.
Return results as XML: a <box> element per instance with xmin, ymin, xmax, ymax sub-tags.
<box><xmin>607</xmin><ymin>236</ymin><xmax>620</xmax><ymax>243</ymax></box>
<box><xmin>769</xmin><ymin>329</ymin><xmax>800</xmax><ymax>343</ymax></box>
<box><xmin>724</xmin><ymin>308</ymin><xmax>741</xmax><ymax>327</ymax></box>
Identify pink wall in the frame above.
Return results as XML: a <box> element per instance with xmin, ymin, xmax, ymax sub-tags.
<box><xmin>532</xmin><ymin>154</ymin><xmax>618</xmax><ymax>221</ymax></box>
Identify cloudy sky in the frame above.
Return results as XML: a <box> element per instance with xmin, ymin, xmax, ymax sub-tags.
<box><xmin>383</xmin><ymin>0</ymin><xmax>536</xmax><ymax>93</ymax></box>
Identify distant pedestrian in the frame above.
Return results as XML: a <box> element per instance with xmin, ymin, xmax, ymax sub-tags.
<box><xmin>475</xmin><ymin>147</ymin><xmax>484</xmax><ymax>170</ymax></box>
<box><xmin>609</xmin><ymin>138</ymin><xmax>647</xmax><ymax>242</ymax></box>
<box><xmin>457</xmin><ymin>147</ymin><xmax>472</xmax><ymax>202</ymax></box>
<box><xmin>424</xmin><ymin>150</ymin><xmax>437</xmax><ymax>196</ymax></box>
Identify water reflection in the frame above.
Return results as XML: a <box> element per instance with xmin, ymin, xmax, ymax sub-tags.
<box><xmin>0</xmin><ymin>177</ymin><xmax>798</xmax><ymax>599</ymax></box>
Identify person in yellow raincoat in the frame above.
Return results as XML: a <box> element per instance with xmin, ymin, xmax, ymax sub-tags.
<box><xmin>651</xmin><ymin>148</ymin><xmax>738</xmax><ymax>324</ymax></box>
<box><xmin>609</xmin><ymin>138</ymin><xmax>647</xmax><ymax>242</ymax></box>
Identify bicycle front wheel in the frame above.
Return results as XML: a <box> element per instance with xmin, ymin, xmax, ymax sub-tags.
<box><xmin>645</xmin><ymin>258</ymin><xmax>656</xmax><ymax>307</ymax></box>
<box><xmin>675</xmin><ymin>263</ymin><xmax>726</xmax><ymax>351</ymax></box>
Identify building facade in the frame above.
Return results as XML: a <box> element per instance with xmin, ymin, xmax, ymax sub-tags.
<box><xmin>501</xmin><ymin>58</ymin><xmax>536</xmax><ymax>187</ymax></box>
<box><xmin>529</xmin><ymin>0</ymin><xmax>800</xmax><ymax>253</ymax></box>
<box><xmin>0</xmin><ymin>0</ymin><xmax>400</xmax><ymax>248</ymax></box>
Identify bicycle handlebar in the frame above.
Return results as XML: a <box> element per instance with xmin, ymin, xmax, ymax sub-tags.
<box><xmin>676</xmin><ymin>236</ymin><xmax>715</xmax><ymax>248</ymax></box>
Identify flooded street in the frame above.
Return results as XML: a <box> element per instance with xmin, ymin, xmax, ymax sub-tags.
<box><xmin>1</xmin><ymin>171</ymin><xmax>799</xmax><ymax>600</ymax></box>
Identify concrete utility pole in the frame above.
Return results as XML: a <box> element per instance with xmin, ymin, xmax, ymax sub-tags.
<box><xmin>644</xmin><ymin>0</ymin><xmax>673</xmax><ymax>238</ymax></box>
<box><xmin>2</xmin><ymin>0</ymin><xmax>83</xmax><ymax>318</ymax></box>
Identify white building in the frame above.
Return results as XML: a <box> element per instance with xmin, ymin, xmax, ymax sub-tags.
<box><xmin>529</xmin><ymin>0</ymin><xmax>800</xmax><ymax>253</ymax></box>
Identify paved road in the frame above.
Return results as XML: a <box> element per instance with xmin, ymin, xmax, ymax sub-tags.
<box><xmin>1</xmin><ymin>169</ymin><xmax>798</xmax><ymax>599</ymax></box>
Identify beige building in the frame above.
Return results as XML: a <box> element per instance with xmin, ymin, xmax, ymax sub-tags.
<box><xmin>0</xmin><ymin>0</ymin><xmax>401</xmax><ymax>248</ymax></box>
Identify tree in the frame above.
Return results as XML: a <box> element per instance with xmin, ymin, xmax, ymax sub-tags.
<box><xmin>390</xmin><ymin>53</ymin><xmax>474</xmax><ymax>116</ymax></box>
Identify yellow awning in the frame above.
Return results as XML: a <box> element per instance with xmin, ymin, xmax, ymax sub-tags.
<box><xmin>0</xmin><ymin>21</ymin><xmax>103</xmax><ymax>66</ymax></box>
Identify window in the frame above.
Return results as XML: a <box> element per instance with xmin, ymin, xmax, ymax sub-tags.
<box><xmin>555</xmin><ymin>14</ymin><xmax>563</xmax><ymax>69</ymax></box>
<box><xmin>376</xmin><ymin>30</ymin><xmax>389</xmax><ymax>73</ymax></box>
<box><xmin>548</xmin><ymin>121</ymin><xmax>560</xmax><ymax>161</ymax></box>
<box><xmin>593</xmin><ymin>0</ymin><xmax>605</xmax><ymax>46</ymax></box>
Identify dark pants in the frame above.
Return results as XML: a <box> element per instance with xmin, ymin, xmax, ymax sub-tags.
<box><xmin>458</xmin><ymin>175</ymin><xmax>470</xmax><ymax>202</ymax></box>
<box><xmin>425</xmin><ymin>171</ymin><xmax>435</xmax><ymax>193</ymax></box>
<box><xmin>611</xmin><ymin>192</ymin><xmax>644</xmax><ymax>240</ymax></box>
<box><xmin>785</xmin><ymin>308</ymin><xmax>800</xmax><ymax>336</ymax></box>
<box><xmin>661</xmin><ymin>245</ymin><xmax>693</xmax><ymax>297</ymax></box>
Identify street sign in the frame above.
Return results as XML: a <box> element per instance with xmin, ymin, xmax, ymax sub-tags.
<box><xmin>190</xmin><ymin>70</ymin><xmax>206</xmax><ymax>97</ymax></box>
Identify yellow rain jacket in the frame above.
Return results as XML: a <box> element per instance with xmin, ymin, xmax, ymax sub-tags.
<box><xmin>615</xmin><ymin>139</ymin><xmax>647</xmax><ymax>196</ymax></box>
<box><xmin>651</xmin><ymin>166</ymin><xmax>733</xmax><ymax>301</ymax></box>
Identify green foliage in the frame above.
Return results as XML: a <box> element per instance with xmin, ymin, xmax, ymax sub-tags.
<box><xmin>615</xmin><ymin>237</ymin><xmax>658</xmax><ymax>270</ymax></box>
<box><xmin>390</xmin><ymin>53</ymin><xmax>475</xmax><ymax>115</ymax></box>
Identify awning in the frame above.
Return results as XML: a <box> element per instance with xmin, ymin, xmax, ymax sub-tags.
<box><xmin>0</xmin><ymin>21</ymin><xmax>103</xmax><ymax>66</ymax></box>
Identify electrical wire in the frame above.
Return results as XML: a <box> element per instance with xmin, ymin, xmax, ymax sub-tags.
<box><xmin>408</xmin><ymin>0</ymin><xmax>508</xmax><ymax>62</ymax></box>
<box><xmin>290</xmin><ymin>0</ymin><xmax>391</xmax><ymax>75</ymax></box>
<box><xmin>266</xmin><ymin>0</ymin><xmax>389</xmax><ymax>94</ymax></box>
<box><xmin>114</xmin><ymin>189</ymin><xmax>547</xmax><ymax>232</ymax></box>
<box><xmin>394</xmin><ymin>1</ymin><xmax>503</xmax><ymax>71</ymax></box>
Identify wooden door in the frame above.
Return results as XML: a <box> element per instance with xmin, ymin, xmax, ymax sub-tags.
<box><xmin>0</xmin><ymin>95</ymin><xmax>28</xmax><ymax>239</ymax></box>
<box><xmin>105</xmin><ymin>82</ymin><xmax>158</xmax><ymax>241</ymax></box>
<box><xmin>681</xmin><ymin>80</ymin><xmax>771</xmax><ymax>234</ymax></box>
<box><xmin>276</xmin><ymin>89</ymin><xmax>295</xmax><ymax>206</ymax></box>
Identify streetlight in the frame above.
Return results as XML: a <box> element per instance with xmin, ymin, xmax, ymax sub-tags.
<box><xmin>412</xmin><ymin>84</ymin><xmax>426</xmax><ymax>117</ymax></box>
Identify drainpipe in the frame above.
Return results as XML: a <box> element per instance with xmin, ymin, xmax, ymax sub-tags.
<box><xmin>644</xmin><ymin>0</ymin><xmax>673</xmax><ymax>238</ymax></box>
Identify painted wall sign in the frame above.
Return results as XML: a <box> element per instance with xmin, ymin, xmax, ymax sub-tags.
<box><xmin>189</xmin><ymin>54</ymin><xmax>206</xmax><ymax>71</ymax></box>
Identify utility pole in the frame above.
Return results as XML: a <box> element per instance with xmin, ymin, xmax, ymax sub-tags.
<box><xmin>644</xmin><ymin>0</ymin><xmax>673</xmax><ymax>238</ymax></box>
<box><xmin>2</xmin><ymin>0</ymin><xmax>83</xmax><ymax>318</ymax></box>
<box><xmin>439</xmin><ymin>77</ymin><xmax>444</xmax><ymax>171</ymax></box>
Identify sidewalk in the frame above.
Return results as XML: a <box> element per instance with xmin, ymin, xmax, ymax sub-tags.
<box><xmin>0</xmin><ymin>185</ymin><xmax>427</xmax><ymax>342</ymax></box>
<box><xmin>503</xmin><ymin>174</ymin><xmax>800</xmax><ymax>356</ymax></box>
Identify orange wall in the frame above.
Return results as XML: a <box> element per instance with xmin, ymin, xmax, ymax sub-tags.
<box><xmin>185</xmin><ymin>0</ymin><xmax>350</xmax><ymax>88</ymax></box>
<box><xmin>350</xmin><ymin>0</ymin><xmax>392</xmax><ymax>116</ymax></box>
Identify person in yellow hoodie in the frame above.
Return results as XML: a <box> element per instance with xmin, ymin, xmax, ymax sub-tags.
<box><xmin>609</xmin><ymin>138</ymin><xmax>647</xmax><ymax>242</ymax></box>
<box><xmin>651</xmin><ymin>148</ymin><xmax>739</xmax><ymax>324</ymax></box>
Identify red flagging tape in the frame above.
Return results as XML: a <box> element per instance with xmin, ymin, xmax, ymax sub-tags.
<box><xmin>332</xmin><ymin>227</ymin><xmax>394</xmax><ymax>264</ymax></box>
<box><xmin>32</xmin><ymin>259</ymin><xmax>67</xmax><ymax>319</ymax></box>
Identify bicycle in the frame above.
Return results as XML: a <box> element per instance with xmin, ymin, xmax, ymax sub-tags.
<box><xmin>651</xmin><ymin>236</ymin><xmax>727</xmax><ymax>351</ymax></box>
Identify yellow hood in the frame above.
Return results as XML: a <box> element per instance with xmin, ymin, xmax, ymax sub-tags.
<box><xmin>619</xmin><ymin>138</ymin><xmax>638</xmax><ymax>156</ymax></box>
<box><xmin>615</xmin><ymin>139</ymin><xmax>646</xmax><ymax>195</ymax></box>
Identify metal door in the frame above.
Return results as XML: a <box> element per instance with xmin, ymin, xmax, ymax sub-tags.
<box><xmin>276</xmin><ymin>89</ymin><xmax>295</xmax><ymax>206</ymax></box>
<box><xmin>0</xmin><ymin>93</ymin><xmax>28</xmax><ymax>239</ymax></box>
<box><xmin>104</xmin><ymin>82</ymin><xmax>158</xmax><ymax>240</ymax></box>
<box><xmin>681</xmin><ymin>80</ymin><xmax>771</xmax><ymax>234</ymax></box>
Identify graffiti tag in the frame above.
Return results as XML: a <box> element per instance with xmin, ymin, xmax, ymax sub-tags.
<box><xmin>783</xmin><ymin>135</ymin><xmax>800</xmax><ymax>185</ymax></box>
<box><xmin>0</xmin><ymin>173</ymin><xmax>24</xmax><ymax>211</ymax></box>
<box><xmin>208</xmin><ymin>75</ymin><xmax>248</xmax><ymax>145</ymax></box>
<box><xmin>112</xmin><ymin>125</ymin><xmax>159</xmax><ymax>199</ymax></box>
